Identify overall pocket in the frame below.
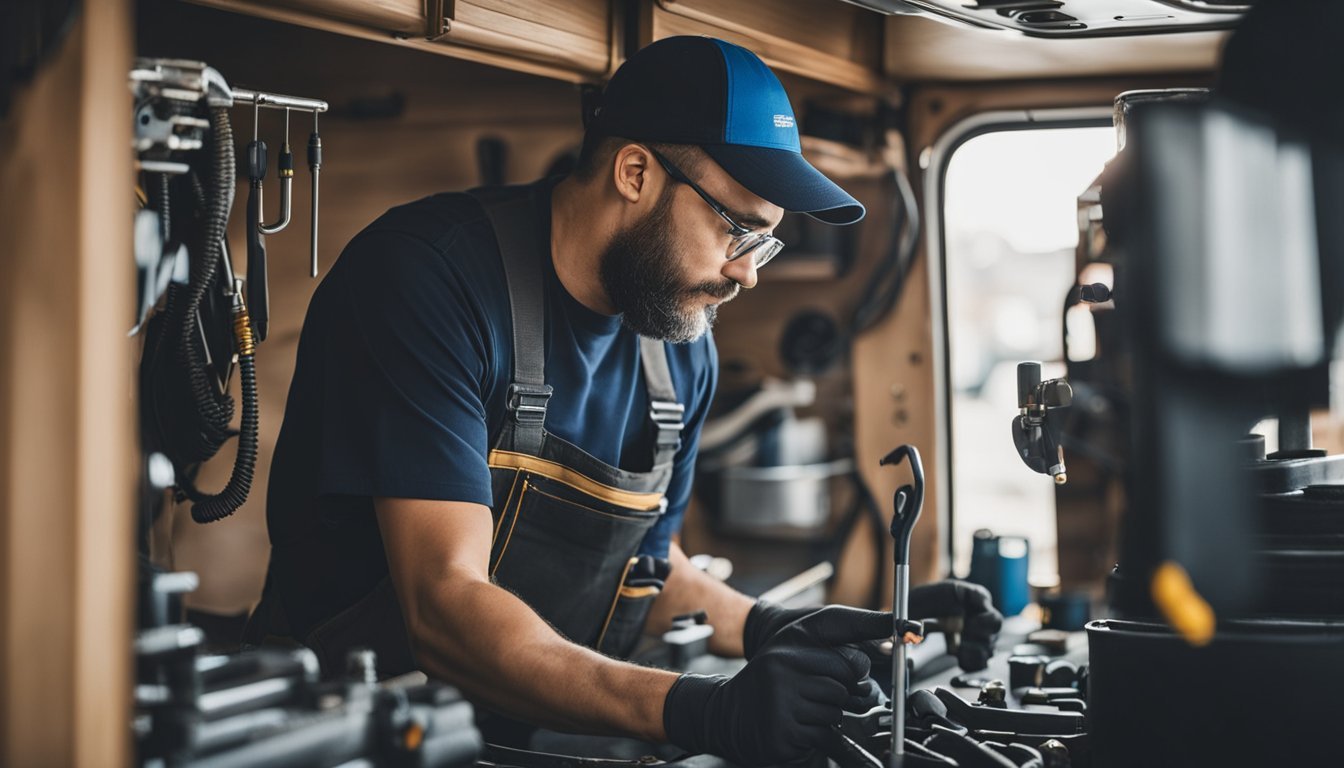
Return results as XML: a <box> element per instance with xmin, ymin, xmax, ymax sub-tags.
<box><xmin>596</xmin><ymin>555</ymin><xmax>671</xmax><ymax>659</ymax></box>
<box><xmin>489</xmin><ymin>472</ymin><xmax>661</xmax><ymax>648</ymax></box>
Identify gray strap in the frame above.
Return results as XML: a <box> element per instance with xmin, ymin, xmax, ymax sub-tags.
<box><xmin>640</xmin><ymin>337</ymin><xmax>685</xmax><ymax>466</ymax></box>
<box><xmin>472</xmin><ymin>191</ymin><xmax>549</xmax><ymax>455</ymax></box>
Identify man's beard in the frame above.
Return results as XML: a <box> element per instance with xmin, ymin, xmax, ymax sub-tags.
<box><xmin>598</xmin><ymin>188</ymin><xmax>740</xmax><ymax>343</ymax></box>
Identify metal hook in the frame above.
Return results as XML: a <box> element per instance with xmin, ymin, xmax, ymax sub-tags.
<box><xmin>245</xmin><ymin>98</ymin><xmax>270</xmax><ymax>342</ymax></box>
<box><xmin>259</xmin><ymin>107</ymin><xmax>293</xmax><ymax>235</ymax></box>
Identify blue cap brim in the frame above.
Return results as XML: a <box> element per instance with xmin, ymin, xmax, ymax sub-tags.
<box><xmin>703</xmin><ymin>144</ymin><xmax>866</xmax><ymax>225</ymax></box>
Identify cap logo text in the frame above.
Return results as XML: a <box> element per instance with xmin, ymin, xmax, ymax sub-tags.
<box><xmin>773</xmin><ymin>114</ymin><xmax>795</xmax><ymax>128</ymax></box>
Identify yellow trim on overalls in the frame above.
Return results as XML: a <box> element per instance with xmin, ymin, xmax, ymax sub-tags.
<box><xmin>486</xmin><ymin>450</ymin><xmax>664</xmax><ymax>511</ymax></box>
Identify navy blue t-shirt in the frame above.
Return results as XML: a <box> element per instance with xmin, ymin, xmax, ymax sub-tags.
<box><xmin>265</xmin><ymin>179</ymin><xmax>717</xmax><ymax>636</ymax></box>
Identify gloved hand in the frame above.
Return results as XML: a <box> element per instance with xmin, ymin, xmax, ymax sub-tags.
<box><xmin>664</xmin><ymin>606</ymin><xmax>891</xmax><ymax>767</ymax></box>
<box><xmin>908</xmin><ymin>580</ymin><xmax>1003</xmax><ymax>671</ymax></box>
<box><xmin>741</xmin><ymin>600</ymin><xmax>816</xmax><ymax>660</ymax></box>
<box><xmin>743</xmin><ymin>580</ymin><xmax>1000</xmax><ymax>675</ymax></box>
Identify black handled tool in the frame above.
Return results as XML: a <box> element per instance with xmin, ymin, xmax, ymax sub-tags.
<box><xmin>934</xmin><ymin>687</ymin><xmax>1085</xmax><ymax>735</ymax></box>
<box><xmin>245</xmin><ymin>101</ymin><xmax>270</xmax><ymax>342</ymax></box>
<box><xmin>880</xmin><ymin>444</ymin><xmax>925</xmax><ymax>767</ymax></box>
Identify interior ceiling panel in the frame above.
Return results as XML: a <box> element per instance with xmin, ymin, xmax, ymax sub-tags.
<box><xmin>884</xmin><ymin>14</ymin><xmax>1226</xmax><ymax>81</ymax></box>
<box><xmin>850</xmin><ymin>0</ymin><xmax>1247</xmax><ymax>37</ymax></box>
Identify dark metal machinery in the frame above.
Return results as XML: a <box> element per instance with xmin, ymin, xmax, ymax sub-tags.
<box><xmin>1057</xmin><ymin>2</ymin><xmax>1344</xmax><ymax>764</ymax></box>
<box><xmin>135</xmin><ymin>570</ymin><xmax>483</xmax><ymax>768</ymax></box>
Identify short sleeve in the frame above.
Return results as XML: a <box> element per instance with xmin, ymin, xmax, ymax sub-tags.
<box><xmin>316</xmin><ymin>229</ymin><xmax>496</xmax><ymax>505</ymax></box>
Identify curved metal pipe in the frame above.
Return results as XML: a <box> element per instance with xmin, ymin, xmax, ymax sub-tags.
<box><xmin>259</xmin><ymin>109</ymin><xmax>293</xmax><ymax>235</ymax></box>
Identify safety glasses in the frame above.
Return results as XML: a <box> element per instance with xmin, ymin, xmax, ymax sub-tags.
<box><xmin>649</xmin><ymin>148</ymin><xmax>785</xmax><ymax>269</ymax></box>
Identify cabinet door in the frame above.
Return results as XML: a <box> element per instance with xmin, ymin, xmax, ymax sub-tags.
<box><xmin>428</xmin><ymin>0</ymin><xmax>614</xmax><ymax>78</ymax></box>
<box><xmin>238</xmin><ymin>0</ymin><xmax>425</xmax><ymax>35</ymax></box>
<box><xmin>647</xmin><ymin>0</ymin><xmax>885</xmax><ymax>95</ymax></box>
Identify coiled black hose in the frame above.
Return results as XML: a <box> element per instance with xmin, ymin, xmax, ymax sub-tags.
<box><xmin>191</xmin><ymin>308</ymin><xmax>258</xmax><ymax>523</ymax></box>
<box><xmin>173</xmin><ymin>106</ymin><xmax>258</xmax><ymax>522</ymax></box>
<box><xmin>175</xmin><ymin>106</ymin><xmax>236</xmax><ymax>462</ymax></box>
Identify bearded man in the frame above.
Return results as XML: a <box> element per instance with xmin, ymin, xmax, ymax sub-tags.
<box><xmin>250</xmin><ymin>36</ymin><xmax>1000</xmax><ymax>767</ymax></box>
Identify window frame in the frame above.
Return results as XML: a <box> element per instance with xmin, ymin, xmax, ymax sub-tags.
<box><xmin>923</xmin><ymin>107</ymin><xmax>1114</xmax><ymax>575</ymax></box>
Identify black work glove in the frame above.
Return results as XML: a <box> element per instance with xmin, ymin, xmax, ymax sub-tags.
<box><xmin>908</xmin><ymin>580</ymin><xmax>1003</xmax><ymax>671</ymax></box>
<box><xmin>741</xmin><ymin>600</ymin><xmax>817</xmax><ymax>660</ymax></box>
<box><xmin>664</xmin><ymin>606</ymin><xmax>891</xmax><ymax>767</ymax></box>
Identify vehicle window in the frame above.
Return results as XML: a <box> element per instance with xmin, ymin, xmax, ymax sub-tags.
<box><xmin>944</xmin><ymin>126</ymin><xmax>1116</xmax><ymax>584</ymax></box>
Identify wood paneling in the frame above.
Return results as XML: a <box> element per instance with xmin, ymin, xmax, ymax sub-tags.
<box><xmin>432</xmin><ymin>0</ymin><xmax>615</xmax><ymax>77</ymax></box>
<box><xmin>0</xmin><ymin>1</ymin><xmax>135</xmax><ymax>764</ymax></box>
<box><xmin>648</xmin><ymin>0</ymin><xmax>889</xmax><ymax>96</ymax></box>
<box><xmin>188</xmin><ymin>0</ymin><xmax>424</xmax><ymax>34</ymax></box>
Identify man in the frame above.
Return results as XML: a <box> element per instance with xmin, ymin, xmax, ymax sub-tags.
<box><xmin>250</xmin><ymin>36</ymin><xmax>1001</xmax><ymax>766</ymax></box>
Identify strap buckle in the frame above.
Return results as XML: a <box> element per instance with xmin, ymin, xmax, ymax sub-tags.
<box><xmin>650</xmin><ymin>400</ymin><xmax>685</xmax><ymax>453</ymax></box>
<box><xmin>507</xmin><ymin>383</ymin><xmax>553</xmax><ymax>426</ymax></box>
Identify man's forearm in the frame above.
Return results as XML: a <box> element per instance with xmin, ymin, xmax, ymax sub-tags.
<box><xmin>645</xmin><ymin>543</ymin><xmax>755</xmax><ymax>658</ymax></box>
<box><xmin>406</xmin><ymin>567</ymin><xmax>678</xmax><ymax>741</ymax></box>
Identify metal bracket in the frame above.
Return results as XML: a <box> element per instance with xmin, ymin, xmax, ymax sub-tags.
<box><xmin>508</xmin><ymin>383</ymin><xmax>553</xmax><ymax>425</ymax></box>
<box><xmin>649</xmin><ymin>400</ymin><xmax>685</xmax><ymax>451</ymax></box>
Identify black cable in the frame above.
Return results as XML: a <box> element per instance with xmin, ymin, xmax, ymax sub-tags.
<box><xmin>168</xmin><ymin>106</ymin><xmax>259</xmax><ymax>522</ymax></box>
<box><xmin>835</xmin><ymin>166</ymin><xmax>919</xmax><ymax>606</ymax></box>
<box><xmin>851</xmin><ymin>166</ymin><xmax>920</xmax><ymax>336</ymax></box>
<box><xmin>812</xmin><ymin>472</ymin><xmax>888</xmax><ymax>610</ymax></box>
<box><xmin>191</xmin><ymin>309</ymin><xmax>259</xmax><ymax>523</ymax></box>
<box><xmin>174</xmin><ymin>106</ymin><xmax>236</xmax><ymax>463</ymax></box>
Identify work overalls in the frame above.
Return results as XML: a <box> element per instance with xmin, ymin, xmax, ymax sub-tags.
<box><xmin>246</xmin><ymin>185</ymin><xmax>684</xmax><ymax>745</ymax></box>
<box><xmin>471</xmin><ymin>186</ymin><xmax>684</xmax><ymax>662</ymax></box>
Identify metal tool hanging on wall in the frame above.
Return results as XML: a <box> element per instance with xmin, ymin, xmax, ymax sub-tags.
<box><xmin>233</xmin><ymin>87</ymin><xmax>328</xmax><ymax>342</ymax></box>
<box><xmin>132</xmin><ymin>60</ymin><xmax>327</xmax><ymax>525</ymax></box>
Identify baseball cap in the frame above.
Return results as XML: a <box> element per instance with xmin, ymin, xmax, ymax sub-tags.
<box><xmin>586</xmin><ymin>36</ymin><xmax>865</xmax><ymax>225</ymax></box>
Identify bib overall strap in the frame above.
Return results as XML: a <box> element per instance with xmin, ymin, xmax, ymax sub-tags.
<box><xmin>639</xmin><ymin>336</ymin><xmax>685</xmax><ymax>466</ymax></box>
<box><xmin>473</xmin><ymin>191</ymin><xmax>550</xmax><ymax>456</ymax></box>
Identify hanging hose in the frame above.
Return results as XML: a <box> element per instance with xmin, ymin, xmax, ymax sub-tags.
<box><xmin>851</xmin><ymin>166</ymin><xmax>920</xmax><ymax>335</ymax></box>
<box><xmin>191</xmin><ymin>303</ymin><xmax>259</xmax><ymax>523</ymax></box>
<box><xmin>819</xmin><ymin>472</ymin><xmax>890</xmax><ymax>610</ymax></box>
<box><xmin>139</xmin><ymin>104</ymin><xmax>258</xmax><ymax>521</ymax></box>
<box><xmin>174</xmin><ymin>106</ymin><xmax>237</xmax><ymax>463</ymax></box>
<box><xmin>178</xmin><ymin>105</ymin><xmax>260</xmax><ymax>521</ymax></box>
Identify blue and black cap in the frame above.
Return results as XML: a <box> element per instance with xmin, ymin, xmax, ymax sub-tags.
<box><xmin>587</xmin><ymin>36</ymin><xmax>865</xmax><ymax>225</ymax></box>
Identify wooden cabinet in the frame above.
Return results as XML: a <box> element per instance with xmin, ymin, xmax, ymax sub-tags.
<box><xmin>427</xmin><ymin>0</ymin><xmax>614</xmax><ymax>77</ymax></box>
<box><xmin>646</xmin><ymin>0</ymin><xmax>887</xmax><ymax>95</ymax></box>
<box><xmin>189</xmin><ymin>0</ymin><xmax>425</xmax><ymax>35</ymax></box>
<box><xmin>181</xmin><ymin>0</ymin><xmax>888</xmax><ymax>93</ymax></box>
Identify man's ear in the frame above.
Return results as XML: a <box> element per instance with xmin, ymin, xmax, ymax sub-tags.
<box><xmin>611</xmin><ymin>143</ymin><xmax>656</xmax><ymax>205</ymax></box>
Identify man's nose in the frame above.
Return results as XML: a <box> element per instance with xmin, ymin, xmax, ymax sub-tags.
<box><xmin>722</xmin><ymin>254</ymin><xmax>758</xmax><ymax>290</ymax></box>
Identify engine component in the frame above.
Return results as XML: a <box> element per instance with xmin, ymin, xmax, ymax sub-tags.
<box><xmin>1011</xmin><ymin>361</ymin><xmax>1072</xmax><ymax>485</ymax></box>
